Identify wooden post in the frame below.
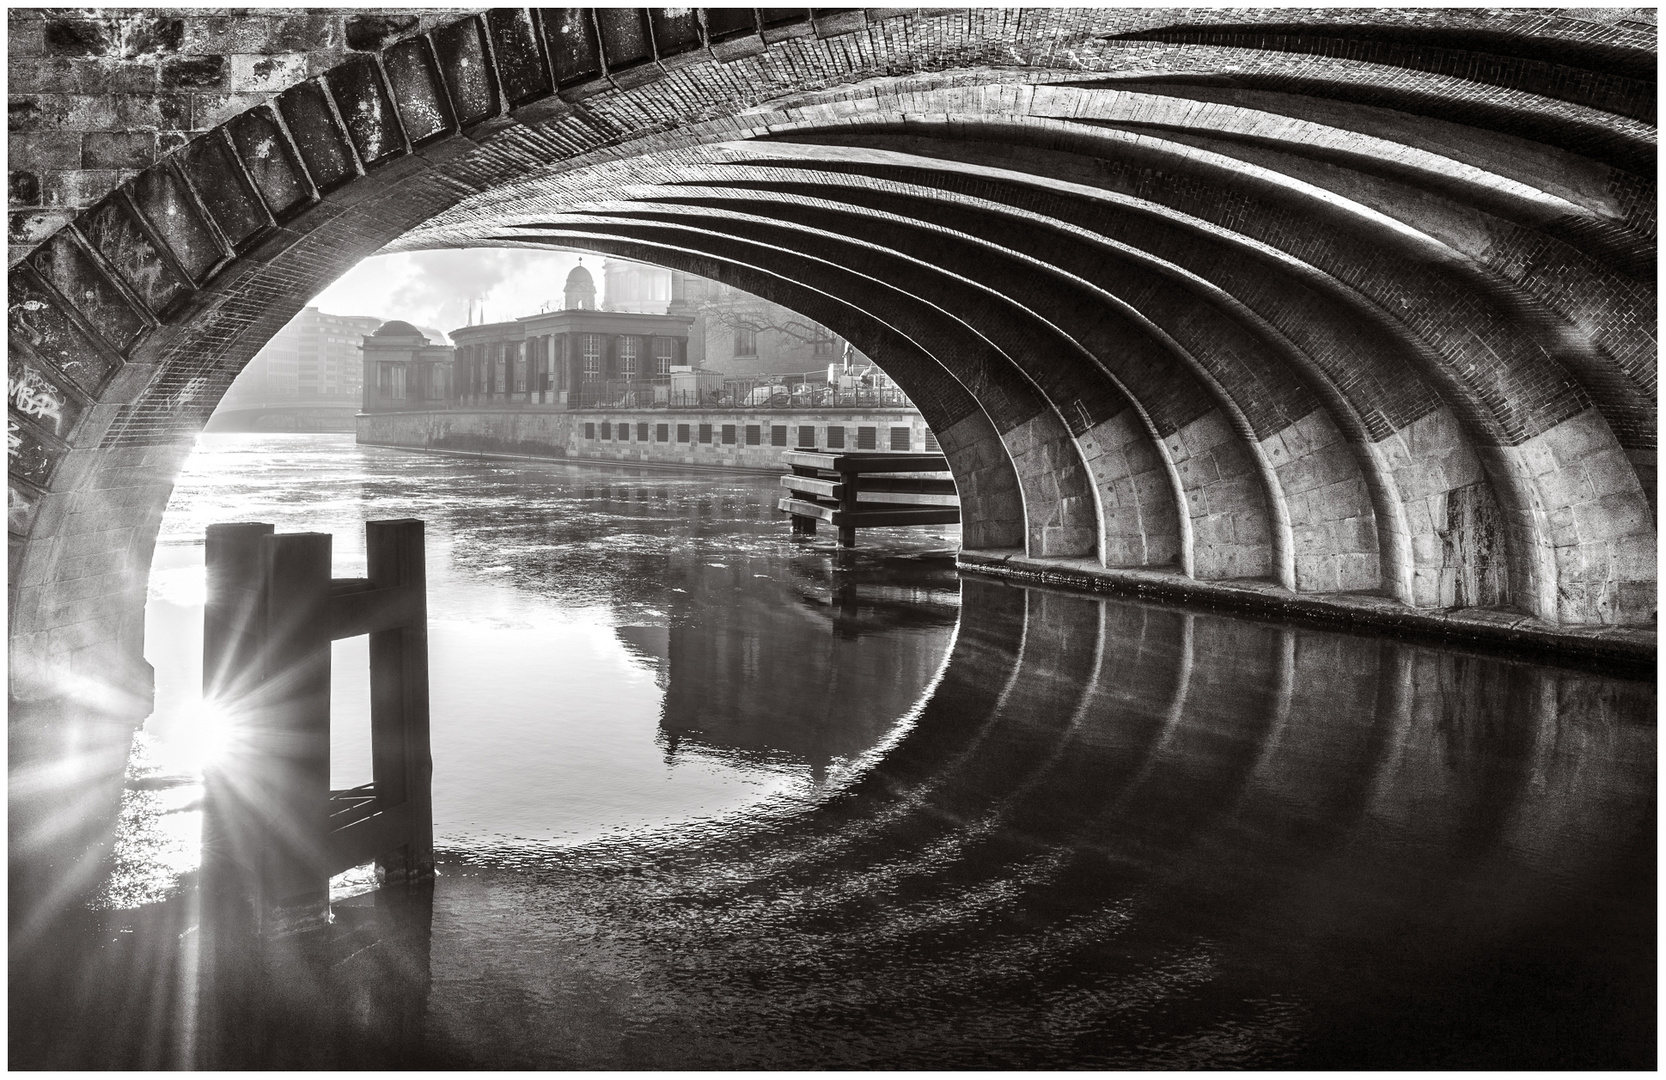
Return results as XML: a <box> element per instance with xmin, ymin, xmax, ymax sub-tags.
<box><xmin>367</xmin><ymin>519</ymin><xmax>434</xmax><ymax>885</ymax></box>
<box><xmin>203</xmin><ymin>522</ymin><xmax>274</xmax><ymax>704</ymax></box>
<box><xmin>256</xmin><ymin>531</ymin><xmax>333</xmax><ymax>923</ymax></box>
<box><xmin>838</xmin><ymin>466</ymin><xmax>859</xmax><ymax>548</ymax></box>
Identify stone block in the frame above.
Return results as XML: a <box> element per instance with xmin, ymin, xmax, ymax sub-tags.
<box><xmin>594</xmin><ymin>8</ymin><xmax>654</xmax><ymax>71</ymax></box>
<box><xmin>540</xmin><ymin>8</ymin><xmax>604</xmax><ymax>88</ymax></box>
<box><xmin>10</xmin><ymin>169</ymin><xmax>42</xmax><ymax>206</ymax></box>
<box><xmin>184</xmin><ymin>15</ymin><xmax>275</xmax><ymax>56</ymax></box>
<box><xmin>113</xmin><ymin>93</ymin><xmax>192</xmax><ymax>132</ymax></box>
<box><xmin>27</xmin><ymin>229</ymin><xmax>147</xmax><ymax>353</ymax></box>
<box><xmin>323</xmin><ymin>54</ymin><xmax>405</xmax><ymax>169</ymax></box>
<box><xmin>1294</xmin><ymin>554</ymin><xmax>1339</xmax><ymax>593</ymax></box>
<box><xmin>227</xmin><ymin>52</ymin><xmax>308</xmax><ymax>93</ymax></box>
<box><xmin>704</xmin><ymin>8</ymin><xmax>759</xmax><ymax>42</ymax></box>
<box><xmin>1578</xmin><ymin>447</ymin><xmax>1640</xmax><ymax>499</ymax></box>
<box><xmin>649</xmin><ymin>8</ymin><xmax>704</xmax><ymax>59</ymax></box>
<box><xmin>8</xmin><ymin>268</ymin><xmax>119</xmax><ymax>393</ymax></box>
<box><xmin>1571</xmin><ymin>491</ymin><xmax>1650</xmax><ymax>545</ymax></box>
<box><xmin>178</xmin><ymin>130</ymin><xmax>268</xmax><ymax>247</ymax></box>
<box><xmin>1335</xmin><ymin>552</ymin><xmax>1379</xmax><ymax>592</ymax></box>
<box><xmin>10</xmin><ymin>132</ymin><xmax>82</xmax><ymax>171</ymax></box>
<box><xmin>276</xmin><ymin>80</ymin><xmax>358</xmax><ymax>193</ymax></box>
<box><xmin>131</xmin><ymin>163</ymin><xmax>224</xmax><ymax>283</ymax></box>
<box><xmin>1175</xmin><ymin>452</ymin><xmax>1219</xmax><ymax>485</ymax></box>
<box><xmin>78</xmin><ymin>193</ymin><xmax>192</xmax><ymax>316</ymax></box>
<box><xmin>345</xmin><ymin>13</ymin><xmax>419</xmax><ymax>52</ymax></box>
<box><xmin>486</xmin><ymin>9</ymin><xmax>553</xmax><ymax>106</ymax></box>
<box><xmin>1331</xmin><ymin>514</ymin><xmax>1377</xmax><ymax>555</ymax></box>
<box><xmin>160</xmin><ymin>54</ymin><xmax>226</xmax><ymax>90</ymax></box>
<box><xmin>271</xmin><ymin>13</ymin><xmax>342</xmax><ymax>53</ymax></box>
<box><xmin>431</xmin><ymin>17</ymin><xmax>499</xmax><ymax>129</ymax></box>
<box><xmin>225</xmin><ymin>104</ymin><xmax>313</xmax><ymax>221</ymax></box>
<box><xmin>382</xmin><ymin>36</ymin><xmax>454</xmax><ymax>147</ymax></box>
<box><xmin>80</xmin><ymin>130</ymin><xmax>154</xmax><ymax>170</ymax></box>
<box><xmin>10</xmin><ymin>17</ymin><xmax>45</xmax><ymax>59</ymax></box>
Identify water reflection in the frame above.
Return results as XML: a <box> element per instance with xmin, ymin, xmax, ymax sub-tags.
<box><xmin>14</xmin><ymin>564</ymin><xmax>1652</xmax><ymax>1068</ymax></box>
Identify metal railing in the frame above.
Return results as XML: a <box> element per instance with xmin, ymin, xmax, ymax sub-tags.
<box><xmin>568</xmin><ymin>372</ymin><xmax>914</xmax><ymax>411</ymax></box>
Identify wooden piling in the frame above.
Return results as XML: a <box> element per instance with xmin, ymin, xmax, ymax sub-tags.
<box><xmin>366</xmin><ymin>519</ymin><xmax>434</xmax><ymax>885</ymax></box>
<box><xmin>200</xmin><ymin>518</ymin><xmax>435</xmax><ymax>935</ymax></box>
<box><xmin>258</xmin><ymin>531</ymin><xmax>334</xmax><ymax>919</ymax></box>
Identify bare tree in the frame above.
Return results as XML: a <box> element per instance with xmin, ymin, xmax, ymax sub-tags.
<box><xmin>694</xmin><ymin>297</ymin><xmax>837</xmax><ymax>348</ymax></box>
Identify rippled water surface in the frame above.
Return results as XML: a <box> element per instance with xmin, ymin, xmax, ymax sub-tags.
<box><xmin>10</xmin><ymin>434</ymin><xmax>1655</xmax><ymax>1069</ymax></box>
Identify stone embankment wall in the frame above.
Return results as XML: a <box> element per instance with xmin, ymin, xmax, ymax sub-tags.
<box><xmin>358</xmin><ymin>409</ymin><xmax>934</xmax><ymax>472</ymax></box>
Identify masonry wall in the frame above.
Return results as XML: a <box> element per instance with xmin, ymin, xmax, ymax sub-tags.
<box><xmin>8</xmin><ymin>7</ymin><xmax>471</xmax><ymax>263</ymax></box>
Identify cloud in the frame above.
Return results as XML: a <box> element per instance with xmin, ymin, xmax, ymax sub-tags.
<box><xmin>309</xmin><ymin>248</ymin><xmax>588</xmax><ymax>337</ymax></box>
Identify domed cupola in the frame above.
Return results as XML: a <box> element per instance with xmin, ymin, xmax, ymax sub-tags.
<box><xmin>564</xmin><ymin>260</ymin><xmax>597</xmax><ymax>311</ymax></box>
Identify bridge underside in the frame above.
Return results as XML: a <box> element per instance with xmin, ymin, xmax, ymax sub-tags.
<box><xmin>7</xmin><ymin>7</ymin><xmax>1656</xmax><ymax>713</ymax></box>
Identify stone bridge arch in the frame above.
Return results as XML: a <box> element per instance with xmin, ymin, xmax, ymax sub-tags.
<box><xmin>8</xmin><ymin>7</ymin><xmax>1655</xmax><ymax>712</ymax></box>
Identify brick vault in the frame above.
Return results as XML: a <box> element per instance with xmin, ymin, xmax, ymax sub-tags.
<box><xmin>6</xmin><ymin>8</ymin><xmax>1656</xmax><ymax>711</ymax></box>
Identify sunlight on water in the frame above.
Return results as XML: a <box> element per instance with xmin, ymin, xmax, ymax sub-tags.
<box><xmin>114</xmin><ymin>433</ymin><xmax>960</xmax><ymax>906</ymax></box>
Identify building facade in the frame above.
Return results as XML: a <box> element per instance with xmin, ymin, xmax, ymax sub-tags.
<box><xmin>223</xmin><ymin>306</ymin><xmax>385</xmax><ymax>405</ymax></box>
<box><xmin>602</xmin><ymin>259</ymin><xmax>873</xmax><ymax>381</ymax></box>
<box><xmin>447</xmin><ymin>263</ymin><xmax>693</xmax><ymax>409</ymax></box>
<box><xmin>361</xmin><ymin>321</ymin><xmax>455</xmax><ymax>412</ymax></box>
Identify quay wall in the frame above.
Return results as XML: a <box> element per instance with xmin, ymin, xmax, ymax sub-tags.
<box><xmin>357</xmin><ymin>408</ymin><xmax>933</xmax><ymax>472</ymax></box>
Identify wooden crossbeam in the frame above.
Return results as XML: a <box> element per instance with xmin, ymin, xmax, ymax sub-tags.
<box><xmin>780</xmin><ymin>475</ymin><xmax>960</xmax><ymax>506</ymax></box>
<box><xmin>782</xmin><ymin>449</ymin><xmax>950</xmax><ymax>473</ymax></box>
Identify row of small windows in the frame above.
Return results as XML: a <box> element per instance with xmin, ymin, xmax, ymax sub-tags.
<box><xmin>581</xmin><ymin>423</ymin><xmax>936</xmax><ymax>452</ymax></box>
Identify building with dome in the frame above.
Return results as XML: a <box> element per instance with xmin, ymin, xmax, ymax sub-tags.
<box><xmin>361</xmin><ymin>319</ymin><xmax>456</xmax><ymax>412</ymax></box>
<box><xmin>445</xmin><ymin>260</ymin><xmax>693</xmax><ymax>409</ymax></box>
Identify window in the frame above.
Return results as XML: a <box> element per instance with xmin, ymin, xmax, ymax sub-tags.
<box><xmin>600</xmin><ymin>421</ymin><xmax>612</xmax><ymax>440</ymax></box>
<box><xmin>745</xmin><ymin>425</ymin><xmax>761</xmax><ymax>446</ymax></box>
<box><xmin>637</xmin><ymin>423</ymin><xmax>649</xmax><ymax>441</ymax></box>
<box><xmin>677</xmin><ymin>423</ymin><xmax>691</xmax><ymax>443</ymax></box>
<box><xmin>771</xmin><ymin>425</ymin><xmax>788</xmax><ymax>447</ymax></box>
<box><xmin>619</xmin><ymin>336</ymin><xmax>638</xmax><ymax>379</ymax></box>
<box><xmin>923</xmin><ymin>429</ymin><xmax>940</xmax><ymax>452</ymax></box>
<box><xmin>721</xmin><ymin>424</ymin><xmax>737</xmax><ymax>445</ymax></box>
<box><xmin>653</xmin><ymin>337</ymin><xmax>675</xmax><ymax>376</ymax></box>
<box><xmin>826</xmin><ymin>425</ymin><xmax>845</xmax><ymax>449</ymax></box>
<box><xmin>857</xmin><ymin>426</ymin><xmax>877</xmax><ymax>449</ymax></box>
<box><xmin>733</xmin><ymin>327</ymin><xmax>756</xmax><ymax>357</ymax></box>
<box><xmin>798</xmin><ymin>425</ymin><xmax>816</xmax><ymax>448</ymax></box>
<box><xmin>890</xmin><ymin>427</ymin><xmax>911</xmax><ymax>451</ymax></box>
<box><xmin>813</xmin><ymin>327</ymin><xmax>837</xmax><ymax>356</ymax></box>
<box><xmin>585</xmin><ymin>423</ymin><xmax>596</xmax><ymax>440</ymax></box>
<box><xmin>657</xmin><ymin>423</ymin><xmax>670</xmax><ymax>443</ymax></box>
<box><xmin>582</xmin><ymin>334</ymin><xmax>602</xmax><ymax>380</ymax></box>
<box><xmin>698</xmin><ymin>423</ymin><xmax>712</xmax><ymax>444</ymax></box>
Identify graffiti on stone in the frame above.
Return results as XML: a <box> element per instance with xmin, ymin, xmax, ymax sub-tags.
<box><xmin>10</xmin><ymin>364</ymin><xmax>78</xmax><ymax>438</ymax></box>
<box><xmin>8</xmin><ymin>273</ymin><xmax>119</xmax><ymax>394</ymax></box>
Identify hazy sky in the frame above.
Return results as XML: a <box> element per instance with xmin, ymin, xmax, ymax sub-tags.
<box><xmin>309</xmin><ymin>247</ymin><xmax>592</xmax><ymax>342</ymax></box>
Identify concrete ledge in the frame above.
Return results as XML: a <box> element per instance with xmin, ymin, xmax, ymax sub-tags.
<box><xmin>958</xmin><ymin>549</ymin><xmax>1656</xmax><ymax>678</ymax></box>
<box><xmin>360</xmin><ymin>439</ymin><xmax>782</xmax><ymax>477</ymax></box>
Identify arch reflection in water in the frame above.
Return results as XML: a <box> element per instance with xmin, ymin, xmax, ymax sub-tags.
<box><xmin>418</xmin><ymin>577</ymin><xmax>1652</xmax><ymax>1070</ymax></box>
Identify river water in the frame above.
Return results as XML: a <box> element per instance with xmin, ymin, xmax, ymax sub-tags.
<box><xmin>10</xmin><ymin>434</ymin><xmax>1655</xmax><ymax>1069</ymax></box>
